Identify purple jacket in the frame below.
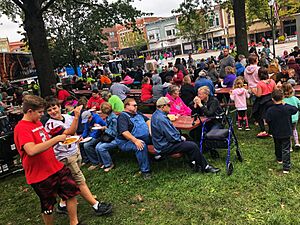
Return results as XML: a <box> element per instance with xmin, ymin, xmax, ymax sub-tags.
<box><xmin>223</xmin><ymin>74</ymin><xmax>236</xmax><ymax>88</ymax></box>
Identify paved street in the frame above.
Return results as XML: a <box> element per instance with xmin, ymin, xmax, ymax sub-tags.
<box><xmin>175</xmin><ymin>40</ymin><xmax>298</xmax><ymax>61</ymax></box>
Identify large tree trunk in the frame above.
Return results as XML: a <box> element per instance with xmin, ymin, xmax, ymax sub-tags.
<box><xmin>232</xmin><ymin>0</ymin><xmax>248</xmax><ymax>57</ymax></box>
<box><xmin>24</xmin><ymin>4</ymin><xmax>56</xmax><ymax>97</ymax></box>
<box><xmin>72</xmin><ymin>49</ymin><xmax>79</xmax><ymax>76</ymax></box>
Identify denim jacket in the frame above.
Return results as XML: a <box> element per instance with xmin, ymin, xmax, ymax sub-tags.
<box><xmin>151</xmin><ymin>109</ymin><xmax>182</xmax><ymax>153</ymax></box>
<box><xmin>104</xmin><ymin>112</ymin><xmax>118</xmax><ymax>137</ymax></box>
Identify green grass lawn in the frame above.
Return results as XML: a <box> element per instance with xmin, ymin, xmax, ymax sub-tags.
<box><xmin>2</xmin><ymin>125</ymin><xmax>300</xmax><ymax>225</ymax></box>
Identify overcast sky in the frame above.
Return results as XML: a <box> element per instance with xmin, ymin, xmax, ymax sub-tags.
<box><xmin>0</xmin><ymin>0</ymin><xmax>182</xmax><ymax>42</ymax></box>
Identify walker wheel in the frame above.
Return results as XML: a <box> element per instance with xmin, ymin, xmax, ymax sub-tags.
<box><xmin>210</xmin><ymin>149</ymin><xmax>220</xmax><ymax>159</ymax></box>
<box><xmin>236</xmin><ymin>148</ymin><xmax>243</xmax><ymax>162</ymax></box>
<box><xmin>226</xmin><ymin>162</ymin><xmax>234</xmax><ymax>176</ymax></box>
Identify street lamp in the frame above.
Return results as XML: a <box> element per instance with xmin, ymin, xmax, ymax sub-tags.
<box><xmin>268</xmin><ymin>0</ymin><xmax>276</xmax><ymax>58</ymax></box>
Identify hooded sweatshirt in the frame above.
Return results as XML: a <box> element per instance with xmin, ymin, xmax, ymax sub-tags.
<box><xmin>87</xmin><ymin>96</ymin><xmax>105</xmax><ymax>110</ymax></box>
<box><xmin>141</xmin><ymin>83</ymin><xmax>153</xmax><ymax>102</ymax></box>
<box><xmin>166</xmin><ymin>93</ymin><xmax>192</xmax><ymax>116</ymax></box>
<box><xmin>244</xmin><ymin>65</ymin><xmax>260</xmax><ymax>88</ymax></box>
<box><xmin>230</xmin><ymin>88</ymin><xmax>250</xmax><ymax>110</ymax></box>
<box><xmin>152</xmin><ymin>76</ymin><xmax>164</xmax><ymax>101</ymax></box>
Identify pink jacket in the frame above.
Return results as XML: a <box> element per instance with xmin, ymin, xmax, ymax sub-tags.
<box><xmin>230</xmin><ymin>88</ymin><xmax>250</xmax><ymax>110</ymax></box>
<box><xmin>244</xmin><ymin>65</ymin><xmax>260</xmax><ymax>88</ymax></box>
<box><xmin>166</xmin><ymin>93</ymin><xmax>192</xmax><ymax>116</ymax></box>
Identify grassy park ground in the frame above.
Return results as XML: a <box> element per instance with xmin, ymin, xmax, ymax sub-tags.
<box><xmin>1</xmin><ymin>124</ymin><xmax>300</xmax><ymax>225</ymax></box>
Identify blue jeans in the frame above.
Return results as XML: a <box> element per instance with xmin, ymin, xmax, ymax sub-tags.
<box><xmin>95</xmin><ymin>140</ymin><xmax>118</xmax><ymax>167</ymax></box>
<box><xmin>83</xmin><ymin>138</ymin><xmax>99</xmax><ymax>165</ymax></box>
<box><xmin>116</xmin><ymin>138</ymin><xmax>150</xmax><ymax>173</ymax></box>
<box><xmin>79</xmin><ymin>142</ymin><xmax>89</xmax><ymax>163</ymax></box>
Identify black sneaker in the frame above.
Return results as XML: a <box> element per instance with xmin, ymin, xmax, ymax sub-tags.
<box><xmin>142</xmin><ymin>172</ymin><xmax>152</xmax><ymax>180</ymax></box>
<box><xmin>93</xmin><ymin>202</ymin><xmax>112</xmax><ymax>216</ymax></box>
<box><xmin>56</xmin><ymin>205</ymin><xmax>68</xmax><ymax>215</ymax></box>
<box><xmin>77</xmin><ymin>222</ymin><xmax>87</xmax><ymax>225</ymax></box>
<box><xmin>204</xmin><ymin>165</ymin><xmax>220</xmax><ymax>174</ymax></box>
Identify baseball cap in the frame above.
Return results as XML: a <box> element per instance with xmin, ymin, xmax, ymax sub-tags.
<box><xmin>81</xmin><ymin>110</ymin><xmax>92</xmax><ymax>123</ymax></box>
<box><xmin>56</xmin><ymin>83</ymin><xmax>63</xmax><ymax>89</ymax></box>
<box><xmin>199</xmin><ymin>70</ymin><xmax>207</xmax><ymax>77</ymax></box>
<box><xmin>156</xmin><ymin>97</ymin><xmax>170</xmax><ymax>107</ymax></box>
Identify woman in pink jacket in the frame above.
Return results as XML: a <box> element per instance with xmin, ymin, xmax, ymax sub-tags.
<box><xmin>230</xmin><ymin>77</ymin><xmax>250</xmax><ymax>130</ymax></box>
<box><xmin>166</xmin><ymin>85</ymin><xmax>191</xmax><ymax>116</ymax></box>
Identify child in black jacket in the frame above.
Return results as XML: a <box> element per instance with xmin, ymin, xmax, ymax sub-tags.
<box><xmin>265</xmin><ymin>89</ymin><xmax>298</xmax><ymax>174</ymax></box>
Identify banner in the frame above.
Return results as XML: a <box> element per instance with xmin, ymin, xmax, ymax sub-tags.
<box><xmin>0</xmin><ymin>53</ymin><xmax>36</xmax><ymax>81</ymax></box>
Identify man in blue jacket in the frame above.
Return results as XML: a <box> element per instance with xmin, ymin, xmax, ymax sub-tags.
<box><xmin>151</xmin><ymin>97</ymin><xmax>220</xmax><ymax>173</ymax></box>
<box><xmin>194</xmin><ymin>70</ymin><xmax>215</xmax><ymax>96</ymax></box>
<box><xmin>81</xmin><ymin>110</ymin><xmax>106</xmax><ymax>170</ymax></box>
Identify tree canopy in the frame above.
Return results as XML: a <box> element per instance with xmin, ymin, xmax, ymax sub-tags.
<box><xmin>0</xmin><ymin>0</ymin><xmax>148</xmax><ymax>96</ymax></box>
<box><xmin>174</xmin><ymin>0</ymin><xmax>248</xmax><ymax>56</ymax></box>
<box><xmin>247</xmin><ymin>0</ymin><xmax>300</xmax><ymax>28</ymax></box>
<box><xmin>172</xmin><ymin>0</ymin><xmax>213</xmax><ymax>52</ymax></box>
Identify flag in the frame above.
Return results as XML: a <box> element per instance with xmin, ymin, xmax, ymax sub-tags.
<box><xmin>274</xmin><ymin>1</ymin><xmax>279</xmax><ymax>19</ymax></box>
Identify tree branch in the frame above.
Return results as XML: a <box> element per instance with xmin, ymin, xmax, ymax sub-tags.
<box><xmin>12</xmin><ymin>0</ymin><xmax>27</xmax><ymax>11</ymax></box>
<box><xmin>41</xmin><ymin>0</ymin><xmax>56</xmax><ymax>12</ymax></box>
<box><xmin>73</xmin><ymin>0</ymin><xmax>94</xmax><ymax>7</ymax></box>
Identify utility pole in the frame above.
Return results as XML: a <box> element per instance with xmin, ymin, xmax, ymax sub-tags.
<box><xmin>268</xmin><ymin>0</ymin><xmax>276</xmax><ymax>58</ymax></box>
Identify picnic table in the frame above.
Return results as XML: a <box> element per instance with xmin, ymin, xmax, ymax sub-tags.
<box><xmin>294</xmin><ymin>85</ymin><xmax>300</xmax><ymax>95</ymax></box>
<box><xmin>215</xmin><ymin>87</ymin><xmax>232</xmax><ymax>95</ymax></box>
<box><xmin>73</xmin><ymin>89</ymin><xmax>92</xmax><ymax>97</ymax></box>
<box><xmin>6</xmin><ymin>106</ymin><xmax>23</xmax><ymax>115</ymax></box>
<box><xmin>127</xmin><ymin>89</ymin><xmax>141</xmax><ymax>98</ymax></box>
<box><xmin>145</xmin><ymin>114</ymin><xmax>207</xmax><ymax>131</ymax></box>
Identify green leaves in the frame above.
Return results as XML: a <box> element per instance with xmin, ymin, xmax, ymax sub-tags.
<box><xmin>173</xmin><ymin>0</ymin><xmax>209</xmax><ymax>43</ymax></box>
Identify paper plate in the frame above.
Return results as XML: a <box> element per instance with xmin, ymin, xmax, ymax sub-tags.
<box><xmin>59</xmin><ymin>136</ymin><xmax>80</xmax><ymax>146</ymax></box>
<box><xmin>167</xmin><ymin>114</ymin><xmax>176</xmax><ymax>121</ymax></box>
<box><xmin>92</xmin><ymin>126</ymin><xmax>102</xmax><ymax>130</ymax></box>
<box><xmin>80</xmin><ymin>137</ymin><xmax>93</xmax><ymax>143</ymax></box>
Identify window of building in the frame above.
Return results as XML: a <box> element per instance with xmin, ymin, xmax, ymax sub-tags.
<box><xmin>109</xmin><ymin>32</ymin><xmax>115</xmax><ymax>37</ymax></box>
<box><xmin>209</xmin><ymin>15</ymin><xmax>214</xmax><ymax>27</ymax></box>
<box><xmin>111</xmin><ymin>42</ymin><xmax>118</xmax><ymax>48</ymax></box>
<box><xmin>149</xmin><ymin>34</ymin><xmax>155</xmax><ymax>40</ymax></box>
<box><xmin>156</xmin><ymin>33</ymin><xmax>160</xmax><ymax>40</ymax></box>
<box><xmin>166</xmin><ymin>29</ymin><xmax>176</xmax><ymax>37</ymax></box>
<box><xmin>166</xmin><ymin>30</ymin><xmax>172</xmax><ymax>36</ymax></box>
<box><xmin>227</xmin><ymin>12</ymin><xmax>232</xmax><ymax>24</ymax></box>
<box><xmin>215</xmin><ymin>13</ymin><xmax>219</xmax><ymax>27</ymax></box>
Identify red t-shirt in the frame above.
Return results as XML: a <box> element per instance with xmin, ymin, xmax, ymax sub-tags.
<box><xmin>141</xmin><ymin>83</ymin><xmax>153</xmax><ymax>102</ymax></box>
<box><xmin>257</xmin><ymin>79</ymin><xmax>276</xmax><ymax>96</ymax></box>
<box><xmin>87</xmin><ymin>96</ymin><xmax>105</xmax><ymax>110</ymax></box>
<box><xmin>14</xmin><ymin>120</ymin><xmax>63</xmax><ymax>184</ymax></box>
<box><xmin>57</xmin><ymin>89</ymin><xmax>71</xmax><ymax>102</ymax></box>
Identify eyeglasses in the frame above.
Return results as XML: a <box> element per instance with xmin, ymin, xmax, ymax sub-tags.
<box><xmin>130</xmin><ymin>104</ymin><xmax>138</xmax><ymax>107</ymax></box>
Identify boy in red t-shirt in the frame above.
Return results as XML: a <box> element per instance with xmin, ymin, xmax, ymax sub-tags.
<box><xmin>14</xmin><ymin>95</ymin><xmax>80</xmax><ymax>225</ymax></box>
<box><xmin>87</xmin><ymin>89</ymin><xmax>105</xmax><ymax>110</ymax></box>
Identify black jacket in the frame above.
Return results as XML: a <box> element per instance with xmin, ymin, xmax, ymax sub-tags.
<box><xmin>191</xmin><ymin>95</ymin><xmax>223</xmax><ymax>127</ymax></box>
<box><xmin>180</xmin><ymin>84</ymin><xmax>196</xmax><ymax>106</ymax></box>
<box><xmin>265</xmin><ymin>104</ymin><xmax>298</xmax><ymax>139</ymax></box>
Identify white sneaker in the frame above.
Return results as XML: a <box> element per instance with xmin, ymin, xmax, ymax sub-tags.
<box><xmin>88</xmin><ymin>165</ymin><xmax>98</xmax><ymax>171</ymax></box>
<box><xmin>283</xmin><ymin>170</ymin><xmax>289</xmax><ymax>174</ymax></box>
<box><xmin>154</xmin><ymin>155</ymin><xmax>162</xmax><ymax>160</ymax></box>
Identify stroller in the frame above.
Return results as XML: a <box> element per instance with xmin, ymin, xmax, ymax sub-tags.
<box><xmin>197</xmin><ymin>110</ymin><xmax>243</xmax><ymax>175</ymax></box>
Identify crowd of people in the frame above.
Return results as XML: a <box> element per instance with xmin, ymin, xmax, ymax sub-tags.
<box><xmin>11</xmin><ymin>44</ymin><xmax>300</xmax><ymax>224</ymax></box>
